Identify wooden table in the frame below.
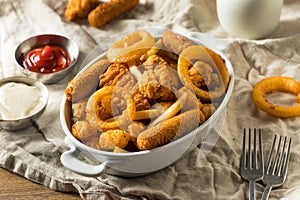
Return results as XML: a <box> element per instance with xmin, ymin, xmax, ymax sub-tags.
<box><xmin>0</xmin><ymin>167</ymin><xmax>81</xmax><ymax>199</ymax></box>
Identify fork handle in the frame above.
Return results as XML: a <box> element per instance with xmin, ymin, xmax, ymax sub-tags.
<box><xmin>261</xmin><ymin>185</ymin><xmax>273</xmax><ymax>200</ymax></box>
<box><xmin>249</xmin><ymin>181</ymin><xmax>256</xmax><ymax>200</ymax></box>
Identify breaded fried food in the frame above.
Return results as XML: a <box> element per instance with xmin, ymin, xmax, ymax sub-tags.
<box><xmin>136</xmin><ymin>109</ymin><xmax>200</xmax><ymax>150</ymax></box>
<box><xmin>131</xmin><ymin>88</ymin><xmax>150</xmax><ymax>111</ymax></box>
<box><xmin>65</xmin><ymin>0</ymin><xmax>99</xmax><ymax>20</ymax></box>
<box><xmin>99</xmin><ymin>63</ymin><xmax>129</xmax><ymax>88</ymax></box>
<box><xmin>65</xmin><ymin>59</ymin><xmax>110</xmax><ymax>102</ymax></box>
<box><xmin>99</xmin><ymin>63</ymin><xmax>137</xmax><ymax>93</ymax></box>
<box><xmin>99</xmin><ymin>129</ymin><xmax>131</xmax><ymax>150</ymax></box>
<box><xmin>162</xmin><ymin>30</ymin><xmax>195</xmax><ymax>55</ymax></box>
<box><xmin>72</xmin><ymin>121</ymin><xmax>98</xmax><ymax>141</ymax></box>
<box><xmin>88</xmin><ymin>0</ymin><xmax>139</xmax><ymax>27</ymax></box>
<box><xmin>72</xmin><ymin>100</ymin><xmax>87</xmax><ymax>122</ymax></box>
<box><xmin>138</xmin><ymin>63</ymin><xmax>179</xmax><ymax>101</ymax></box>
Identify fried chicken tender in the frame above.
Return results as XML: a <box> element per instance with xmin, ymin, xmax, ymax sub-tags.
<box><xmin>88</xmin><ymin>0</ymin><xmax>139</xmax><ymax>27</ymax></box>
<box><xmin>65</xmin><ymin>0</ymin><xmax>99</xmax><ymax>20</ymax></box>
<box><xmin>162</xmin><ymin>30</ymin><xmax>195</xmax><ymax>55</ymax></box>
<box><xmin>138</xmin><ymin>61</ymin><xmax>180</xmax><ymax>101</ymax></box>
<box><xmin>100</xmin><ymin>63</ymin><xmax>128</xmax><ymax>87</ymax></box>
<box><xmin>131</xmin><ymin>88</ymin><xmax>150</xmax><ymax>111</ymax></box>
<box><xmin>100</xmin><ymin>63</ymin><xmax>138</xmax><ymax>98</ymax></box>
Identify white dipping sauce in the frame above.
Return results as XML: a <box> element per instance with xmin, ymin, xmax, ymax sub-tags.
<box><xmin>0</xmin><ymin>82</ymin><xmax>42</xmax><ymax>120</ymax></box>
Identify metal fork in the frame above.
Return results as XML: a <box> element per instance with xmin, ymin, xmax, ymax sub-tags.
<box><xmin>241</xmin><ymin>128</ymin><xmax>264</xmax><ymax>200</ymax></box>
<box><xmin>261</xmin><ymin>135</ymin><xmax>292</xmax><ymax>200</ymax></box>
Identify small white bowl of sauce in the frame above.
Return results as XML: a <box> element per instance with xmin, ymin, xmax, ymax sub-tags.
<box><xmin>0</xmin><ymin>76</ymin><xmax>48</xmax><ymax>130</ymax></box>
<box><xmin>15</xmin><ymin>34</ymin><xmax>79</xmax><ymax>84</ymax></box>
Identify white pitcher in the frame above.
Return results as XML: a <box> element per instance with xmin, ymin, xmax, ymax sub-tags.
<box><xmin>217</xmin><ymin>0</ymin><xmax>283</xmax><ymax>39</ymax></box>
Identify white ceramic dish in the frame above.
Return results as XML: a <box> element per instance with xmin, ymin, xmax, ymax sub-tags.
<box><xmin>217</xmin><ymin>0</ymin><xmax>283</xmax><ymax>39</ymax></box>
<box><xmin>60</xmin><ymin>28</ymin><xmax>234</xmax><ymax>177</ymax></box>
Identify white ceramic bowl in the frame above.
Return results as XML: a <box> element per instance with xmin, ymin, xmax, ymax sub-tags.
<box><xmin>217</xmin><ymin>0</ymin><xmax>283</xmax><ymax>39</ymax></box>
<box><xmin>60</xmin><ymin>28</ymin><xmax>234</xmax><ymax>177</ymax></box>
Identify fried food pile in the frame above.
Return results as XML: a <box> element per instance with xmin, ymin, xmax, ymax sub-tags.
<box><xmin>65</xmin><ymin>30</ymin><xmax>230</xmax><ymax>152</ymax></box>
<box><xmin>64</xmin><ymin>0</ymin><xmax>139</xmax><ymax>27</ymax></box>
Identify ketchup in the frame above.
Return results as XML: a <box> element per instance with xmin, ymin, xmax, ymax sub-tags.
<box><xmin>20</xmin><ymin>45</ymin><xmax>72</xmax><ymax>73</ymax></box>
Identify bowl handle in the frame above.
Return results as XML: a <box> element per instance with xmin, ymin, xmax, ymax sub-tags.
<box><xmin>187</xmin><ymin>32</ymin><xmax>227</xmax><ymax>52</ymax></box>
<box><xmin>60</xmin><ymin>137</ymin><xmax>124</xmax><ymax>176</ymax></box>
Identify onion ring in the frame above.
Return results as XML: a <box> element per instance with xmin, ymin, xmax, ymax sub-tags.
<box><xmin>86</xmin><ymin>86</ymin><xmax>136</xmax><ymax>131</ymax></box>
<box><xmin>178</xmin><ymin>46</ymin><xmax>229</xmax><ymax>100</ymax></box>
<box><xmin>107</xmin><ymin>30</ymin><xmax>155</xmax><ymax>63</ymax></box>
<box><xmin>252</xmin><ymin>76</ymin><xmax>300</xmax><ymax>117</ymax></box>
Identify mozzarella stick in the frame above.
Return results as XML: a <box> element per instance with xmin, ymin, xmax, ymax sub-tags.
<box><xmin>137</xmin><ymin>109</ymin><xmax>200</xmax><ymax>150</ymax></box>
<box><xmin>88</xmin><ymin>0</ymin><xmax>139</xmax><ymax>27</ymax></box>
<box><xmin>65</xmin><ymin>59</ymin><xmax>110</xmax><ymax>102</ymax></box>
<box><xmin>65</xmin><ymin>0</ymin><xmax>99</xmax><ymax>20</ymax></box>
<box><xmin>162</xmin><ymin>30</ymin><xmax>195</xmax><ymax>55</ymax></box>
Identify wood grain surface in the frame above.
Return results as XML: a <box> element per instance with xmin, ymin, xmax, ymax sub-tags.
<box><xmin>0</xmin><ymin>167</ymin><xmax>81</xmax><ymax>200</ymax></box>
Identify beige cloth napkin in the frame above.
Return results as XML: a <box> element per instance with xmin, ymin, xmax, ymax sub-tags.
<box><xmin>1</xmin><ymin>0</ymin><xmax>300</xmax><ymax>199</ymax></box>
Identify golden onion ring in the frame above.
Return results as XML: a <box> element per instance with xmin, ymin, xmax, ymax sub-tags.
<box><xmin>178</xmin><ymin>45</ymin><xmax>229</xmax><ymax>100</ymax></box>
<box><xmin>107</xmin><ymin>30</ymin><xmax>155</xmax><ymax>63</ymax></box>
<box><xmin>86</xmin><ymin>86</ymin><xmax>136</xmax><ymax>131</ymax></box>
<box><xmin>252</xmin><ymin>76</ymin><xmax>300</xmax><ymax>117</ymax></box>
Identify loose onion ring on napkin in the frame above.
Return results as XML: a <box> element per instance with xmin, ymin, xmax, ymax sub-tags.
<box><xmin>252</xmin><ymin>76</ymin><xmax>300</xmax><ymax>117</ymax></box>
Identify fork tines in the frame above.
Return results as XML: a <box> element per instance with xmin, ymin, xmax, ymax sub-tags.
<box><xmin>261</xmin><ymin>135</ymin><xmax>292</xmax><ymax>200</ymax></box>
<box><xmin>241</xmin><ymin>128</ymin><xmax>264</xmax><ymax>200</ymax></box>
<box><xmin>265</xmin><ymin>135</ymin><xmax>292</xmax><ymax>178</ymax></box>
<box><xmin>242</xmin><ymin>128</ymin><xmax>263</xmax><ymax>171</ymax></box>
